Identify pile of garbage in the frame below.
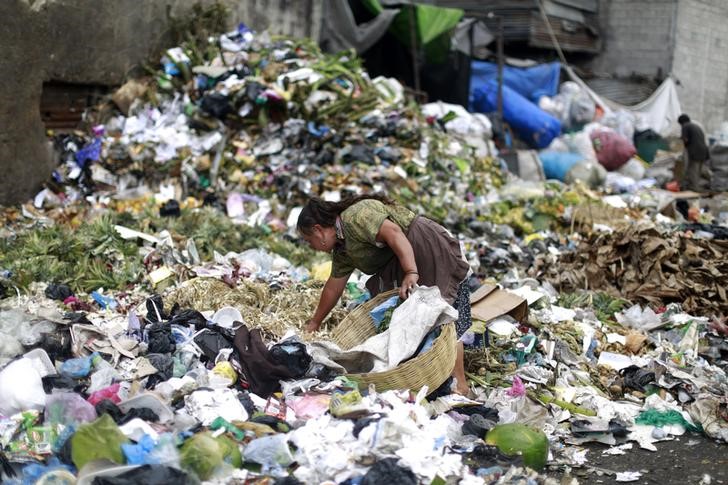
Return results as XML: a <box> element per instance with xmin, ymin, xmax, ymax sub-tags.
<box><xmin>41</xmin><ymin>21</ymin><xmax>503</xmax><ymax>235</ymax></box>
<box><xmin>1</xmin><ymin>10</ymin><xmax>727</xmax><ymax>485</ymax></box>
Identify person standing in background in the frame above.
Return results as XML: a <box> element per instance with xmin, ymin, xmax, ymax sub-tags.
<box><xmin>678</xmin><ymin>114</ymin><xmax>709</xmax><ymax>191</ymax></box>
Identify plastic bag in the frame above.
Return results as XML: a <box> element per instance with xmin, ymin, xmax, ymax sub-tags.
<box><xmin>567</xmin><ymin>93</ymin><xmax>595</xmax><ymax>129</ymax></box>
<box><xmin>242</xmin><ymin>434</ymin><xmax>293</xmax><ymax>472</ymax></box>
<box><xmin>121</xmin><ymin>433</ymin><xmax>179</xmax><ymax>467</ymax></box>
<box><xmin>269</xmin><ymin>341</ymin><xmax>312</xmax><ymax>378</ymax></box>
<box><xmin>564</xmin><ymin>161</ymin><xmax>607</xmax><ymax>188</ymax></box>
<box><xmin>71</xmin><ymin>414</ymin><xmax>130</xmax><ymax>469</ymax></box>
<box><xmin>14</xmin><ymin>457</ymin><xmax>73</xmax><ymax>485</ymax></box>
<box><xmin>539</xmin><ymin>151</ymin><xmax>583</xmax><ymax>182</ymax></box>
<box><xmin>563</xmin><ymin>130</ymin><xmax>597</xmax><ymax>163</ymax></box>
<box><xmin>45</xmin><ymin>283</ymin><xmax>73</xmax><ymax>301</ymax></box>
<box><xmin>615</xmin><ymin>305</ymin><xmax>661</xmax><ymax>331</ymax></box>
<box><xmin>0</xmin><ymin>334</ymin><xmax>24</xmax><ymax>367</ymax></box>
<box><xmin>146</xmin><ymin>322</ymin><xmax>176</xmax><ymax>354</ymax></box>
<box><xmin>60</xmin><ymin>352</ymin><xmax>100</xmax><ymax>379</ymax></box>
<box><xmin>362</xmin><ymin>458</ymin><xmax>417</xmax><ymax>485</ymax></box>
<box><xmin>180</xmin><ymin>432</ymin><xmax>242</xmax><ymax>480</ymax></box>
<box><xmin>87</xmin><ymin>383</ymin><xmax>122</xmax><ymax>406</ymax></box>
<box><xmin>591</xmin><ymin>129</ymin><xmax>636</xmax><ymax>171</ymax></box>
<box><xmin>601</xmin><ymin>109</ymin><xmax>636</xmax><ymax>141</ymax></box>
<box><xmin>617</xmin><ymin>158</ymin><xmax>646</xmax><ymax>180</ymax></box>
<box><xmin>369</xmin><ymin>295</ymin><xmax>400</xmax><ymax>328</ymax></box>
<box><xmin>87</xmin><ymin>360</ymin><xmax>120</xmax><ymax>394</ymax></box>
<box><xmin>0</xmin><ymin>357</ymin><xmax>46</xmax><ymax>416</ymax></box>
<box><xmin>45</xmin><ymin>391</ymin><xmax>97</xmax><ymax>427</ymax></box>
<box><xmin>90</xmin><ymin>464</ymin><xmax>195</xmax><ymax>485</ymax></box>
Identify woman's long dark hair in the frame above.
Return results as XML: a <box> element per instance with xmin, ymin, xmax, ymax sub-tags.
<box><xmin>297</xmin><ymin>194</ymin><xmax>393</xmax><ymax>235</ymax></box>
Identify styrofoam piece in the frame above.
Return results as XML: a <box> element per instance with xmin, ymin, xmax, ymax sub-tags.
<box><xmin>211</xmin><ymin>306</ymin><xmax>242</xmax><ymax>328</ymax></box>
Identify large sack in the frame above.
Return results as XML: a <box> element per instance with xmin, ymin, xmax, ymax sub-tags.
<box><xmin>590</xmin><ymin>129</ymin><xmax>637</xmax><ymax>171</ymax></box>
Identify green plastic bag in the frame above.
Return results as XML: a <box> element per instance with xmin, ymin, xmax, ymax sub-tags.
<box><xmin>180</xmin><ymin>432</ymin><xmax>242</xmax><ymax>480</ymax></box>
<box><xmin>485</xmin><ymin>423</ymin><xmax>549</xmax><ymax>470</ymax></box>
<box><xmin>71</xmin><ymin>414</ymin><xmax>130</xmax><ymax>469</ymax></box>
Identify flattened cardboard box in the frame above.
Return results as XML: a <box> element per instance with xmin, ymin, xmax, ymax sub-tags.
<box><xmin>470</xmin><ymin>284</ymin><xmax>528</xmax><ymax>323</ymax></box>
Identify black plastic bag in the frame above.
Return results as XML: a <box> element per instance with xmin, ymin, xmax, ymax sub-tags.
<box><xmin>145</xmin><ymin>295</ymin><xmax>166</xmax><ymax>323</ymax></box>
<box><xmin>146</xmin><ymin>323</ymin><xmax>175</xmax><ymax>354</ymax></box>
<box><xmin>269</xmin><ymin>341</ymin><xmax>312</xmax><ymax>378</ymax></box>
<box><xmin>168</xmin><ymin>308</ymin><xmax>208</xmax><ymax>330</ymax></box>
<box><xmin>95</xmin><ymin>399</ymin><xmax>124</xmax><ymax>423</ymax></box>
<box><xmin>45</xmin><ymin>283</ymin><xmax>73</xmax><ymax>301</ymax></box>
<box><xmin>200</xmin><ymin>93</ymin><xmax>233</xmax><ymax>119</ymax></box>
<box><xmin>361</xmin><ymin>458</ymin><xmax>417</xmax><ymax>485</ymax></box>
<box><xmin>146</xmin><ymin>353</ymin><xmax>174</xmax><ymax>389</ymax></box>
<box><xmin>194</xmin><ymin>329</ymin><xmax>233</xmax><ymax>362</ymax></box>
<box><xmin>119</xmin><ymin>407</ymin><xmax>160</xmax><ymax>425</ymax></box>
<box><xmin>620</xmin><ymin>365</ymin><xmax>655</xmax><ymax>392</ymax></box>
<box><xmin>92</xmin><ymin>464</ymin><xmax>195</xmax><ymax>485</ymax></box>
<box><xmin>159</xmin><ymin>199</ymin><xmax>181</xmax><ymax>217</ymax></box>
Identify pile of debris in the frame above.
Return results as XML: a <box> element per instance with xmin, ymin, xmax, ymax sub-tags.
<box><xmin>538</xmin><ymin>221</ymin><xmax>728</xmax><ymax>315</ymax></box>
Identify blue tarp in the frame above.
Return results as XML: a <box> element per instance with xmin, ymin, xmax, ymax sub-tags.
<box><xmin>469</xmin><ymin>61</ymin><xmax>561</xmax><ymax>104</ymax></box>
<box><xmin>470</xmin><ymin>80</ymin><xmax>561</xmax><ymax>149</ymax></box>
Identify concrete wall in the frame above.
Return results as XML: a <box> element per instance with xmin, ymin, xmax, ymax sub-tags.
<box><xmin>672</xmin><ymin>0</ymin><xmax>728</xmax><ymax>133</ymax></box>
<box><xmin>0</xmin><ymin>0</ymin><xmax>322</xmax><ymax>206</ymax></box>
<box><xmin>590</xmin><ymin>0</ymin><xmax>678</xmax><ymax>79</ymax></box>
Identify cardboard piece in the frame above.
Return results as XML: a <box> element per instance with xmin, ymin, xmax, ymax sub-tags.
<box><xmin>470</xmin><ymin>284</ymin><xmax>528</xmax><ymax>323</ymax></box>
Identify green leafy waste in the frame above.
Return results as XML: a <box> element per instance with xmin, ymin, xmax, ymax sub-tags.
<box><xmin>1</xmin><ymin>206</ymin><xmax>318</xmax><ymax>294</ymax></box>
<box><xmin>557</xmin><ymin>291</ymin><xmax>631</xmax><ymax>325</ymax></box>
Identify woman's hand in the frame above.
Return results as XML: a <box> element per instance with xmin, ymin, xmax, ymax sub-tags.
<box><xmin>400</xmin><ymin>272</ymin><xmax>419</xmax><ymax>299</ymax></box>
<box><xmin>305</xmin><ymin>318</ymin><xmax>321</xmax><ymax>333</ymax></box>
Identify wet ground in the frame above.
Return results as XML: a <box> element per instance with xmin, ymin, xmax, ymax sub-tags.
<box><xmin>549</xmin><ymin>433</ymin><xmax>727</xmax><ymax>484</ymax></box>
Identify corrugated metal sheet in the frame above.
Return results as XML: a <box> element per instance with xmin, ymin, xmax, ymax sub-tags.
<box><xmin>432</xmin><ymin>0</ymin><xmax>600</xmax><ymax>53</ymax></box>
<box><xmin>586</xmin><ymin>78</ymin><xmax>658</xmax><ymax>105</ymax></box>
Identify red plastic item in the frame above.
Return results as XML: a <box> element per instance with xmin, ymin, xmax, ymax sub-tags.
<box><xmin>87</xmin><ymin>383</ymin><xmax>121</xmax><ymax>406</ymax></box>
<box><xmin>665</xmin><ymin>180</ymin><xmax>680</xmax><ymax>192</ymax></box>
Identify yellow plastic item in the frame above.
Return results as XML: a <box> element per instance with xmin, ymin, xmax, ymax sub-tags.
<box><xmin>212</xmin><ymin>361</ymin><xmax>238</xmax><ymax>383</ymax></box>
<box><xmin>311</xmin><ymin>261</ymin><xmax>332</xmax><ymax>281</ymax></box>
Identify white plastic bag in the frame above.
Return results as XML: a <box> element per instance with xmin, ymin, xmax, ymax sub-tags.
<box><xmin>0</xmin><ymin>357</ymin><xmax>46</xmax><ymax>415</ymax></box>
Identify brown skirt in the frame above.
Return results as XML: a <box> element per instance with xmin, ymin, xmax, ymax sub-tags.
<box><xmin>365</xmin><ymin>216</ymin><xmax>470</xmax><ymax>304</ymax></box>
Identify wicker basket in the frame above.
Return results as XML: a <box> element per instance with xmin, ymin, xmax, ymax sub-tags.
<box><xmin>331</xmin><ymin>289</ymin><xmax>457</xmax><ymax>393</ymax></box>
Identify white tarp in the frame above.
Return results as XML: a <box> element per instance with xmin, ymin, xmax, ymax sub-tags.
<box><xmin>565</xmin><ymin>66</ymin><xmax>682</xmax><ymax>137</ymax></box>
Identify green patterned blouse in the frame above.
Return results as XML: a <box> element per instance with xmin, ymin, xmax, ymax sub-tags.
<box><xmin>331</xmin><ymin>199</ymin><xmax>416</xmax><ymax>278</ymax></box>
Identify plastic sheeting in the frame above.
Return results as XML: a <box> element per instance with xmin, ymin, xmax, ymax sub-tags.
<box><xmin>469</xmin><ymin>61</ymin><xmax>561</xmax><ymax>104</ymax></box>
<box><xmin>565</xmin><ymin>66</ymin><xmax>682</xmax><ymax>137</ymax></box>
<box><xmin>362</xmin><ymin>0</ymin><xmax>464</xmax><ymax>46</ymax></box>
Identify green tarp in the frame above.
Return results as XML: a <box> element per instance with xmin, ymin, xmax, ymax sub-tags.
<box><xmin>361</xmin><ymin>0</ymin><xmax>463</xmax><ymax>61</ymax></box>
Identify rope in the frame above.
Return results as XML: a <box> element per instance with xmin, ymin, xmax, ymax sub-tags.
<box><xmin>536</xmin><ymin>0</ymin><xmax>569</xmax><ymax>66</ymax></box>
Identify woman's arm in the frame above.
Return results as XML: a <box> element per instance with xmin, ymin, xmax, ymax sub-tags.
<box><xmin>306</xmin><ymin>275</ymin><xmax>349</xmax><ymax>331</ymax></box>
<box><xmin>376</xmin><ymin>219</ymin><xmax>419</xmax><ymax>299</ymax></box>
